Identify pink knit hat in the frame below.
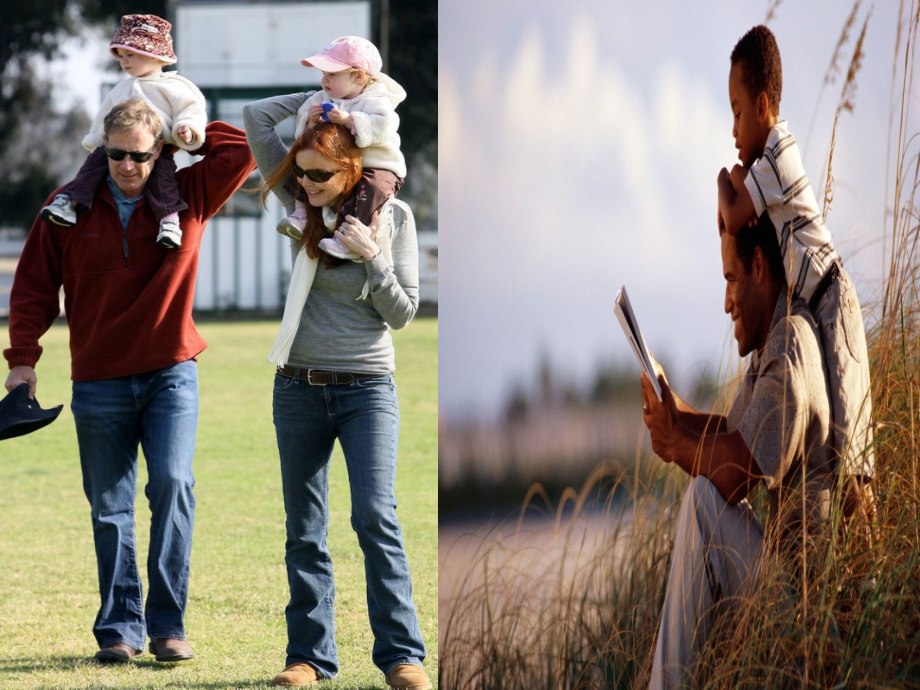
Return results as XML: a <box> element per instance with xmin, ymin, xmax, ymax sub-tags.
<box><xmin>109</xmin><ymin>14</ymin><xmax>177</xmax><ymax>65</ymax></box>
<box><xmin>301</xmin><ymin>36</ymin><xmax>382</xmax><ymax>76</ymax></box>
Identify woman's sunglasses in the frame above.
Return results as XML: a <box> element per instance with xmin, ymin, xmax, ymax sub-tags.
<box><xmin>104</xmin><ymin>146</ymin><xmax>159</xmax><ymax>163</ymax></box>
<box><xmin>292</xmin><ymin>162</ymin><xmax>338</xmax><ymax>183</ymax></box>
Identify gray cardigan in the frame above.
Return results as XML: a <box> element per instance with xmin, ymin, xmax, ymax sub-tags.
<box><xmin>242</xmin><ymin>93</ymin><xmax>419</xmax><ymax>374</ymax></box>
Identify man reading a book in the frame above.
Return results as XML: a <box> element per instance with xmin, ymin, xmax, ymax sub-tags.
<box><xmin>640</xmin><ymin>214</ymin><xmax>835</xmax><ymax>690</ymax></box>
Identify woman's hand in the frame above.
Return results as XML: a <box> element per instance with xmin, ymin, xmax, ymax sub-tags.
<box><xmin>336</xmin><ymin>213</ymin><xmax>381</xmax><ymax>260</ymax></box>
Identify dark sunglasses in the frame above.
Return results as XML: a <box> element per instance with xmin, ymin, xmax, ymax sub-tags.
<box><xmin>292</xmin><ymin>162</ymin><xmax>338</xmax><ymax>183</ymax></box>
<box><xmin>104</xmin><ymin>145</ymin><xmax>159</xmax><ymax>163</ymax></box>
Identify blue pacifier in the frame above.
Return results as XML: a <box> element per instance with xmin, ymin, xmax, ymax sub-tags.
<box><xmin>321</xmin><ymin>103</ymin><xmax>335</xmax><ymax>122</ymax></box>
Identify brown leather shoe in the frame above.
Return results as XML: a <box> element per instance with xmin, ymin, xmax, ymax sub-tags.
<box><xmin>271</xmin><ymin>662</ymin><xmax>320</xmax><ymax>686</ymax></box>
<box><xmin>148</xmin><ymin>637</ymin><xmax>194</xmax><ymax>662</ymax></box>
<box><xmin>385</xmin><ymin>664</ymin><xmax>432</xmax><ymax>690</ymax></box>
<box><xmin>94</xmin><ymin>643</ymin><xmax>142</xmax><ymax>663</ymax></box>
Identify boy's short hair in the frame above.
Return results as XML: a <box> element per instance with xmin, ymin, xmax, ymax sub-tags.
<box><xmin>730</xmin><ymin>25</ymin><xmax>782</xmax><ymax>116</ymax></box>
<box><xmin>103</xmin><ymin>97</ymin><xmax>164</xmax><ymax>141</ymax></box>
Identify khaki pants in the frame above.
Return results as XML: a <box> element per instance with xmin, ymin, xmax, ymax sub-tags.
<box><xmin>811</xmin><ymin>267</ymin><xmax>874</xmax><ymax>479</ymax></box>
<box><xmin>649</xmin><ymin>478</ymin><xmax>765</xmax><ymax>690</ymax></box>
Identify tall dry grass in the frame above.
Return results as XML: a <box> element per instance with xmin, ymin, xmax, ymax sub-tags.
<box><xmin>439</xmin><ymin>3</ymin><xmax>920</xmax><ymax>688</ymax></box>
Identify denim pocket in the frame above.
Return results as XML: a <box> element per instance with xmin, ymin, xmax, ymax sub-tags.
<box><xmin>274</xmin><ymin>372</ymin><xmax>297</xmax><ymax>391</ymax></box>
<box><xmin>354</xmin><ymin>374</ymin><xmax>395</xmax><ymax>390</ymax></box>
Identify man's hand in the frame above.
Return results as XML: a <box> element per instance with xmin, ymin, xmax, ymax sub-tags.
<box><xmin>176</xmin><ymin>125</ymin><xmax>193</xmax><ymax>145</ymax></box>
<box><xmin>641</xmin><ymin>368</ymin><xmax>681</xmax><ymax>463</ymax></box>
<box><xmin>5</xmin><ymin>365</ymin><xmax>37</xmax><ymax>398</ymax></box>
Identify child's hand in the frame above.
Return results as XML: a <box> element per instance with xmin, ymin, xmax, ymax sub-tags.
<box><xmin>325</xmin><ymin>107</ymin><xmax>352</xmax><ymax>128</ymax></box>
<box><xmin>306</xmin><ymin>106</ymin><xmax>324</xmax><ymax>129</ymax></box>
<box><xmin>727</xmin><ymin>165</ymin><xmax>759</xmax><ymax>227</ymax></box>
<box><xmin>176</xmin><ymin>125</ymin><xmax>192</xmax><ymax>144</ymax></box>
<box><xmin>728</xmin><ymin>164</ymin><xmax>748</xmax><ymax>190</ymax></box>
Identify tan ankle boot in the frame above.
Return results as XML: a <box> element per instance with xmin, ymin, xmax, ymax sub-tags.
<box><xmin>271</xmin><ymin>662</ymin><xmax>319</xmax><ymax>686</ymax></box>
<box><xmin>385</xmin><ymin>664</ymin><xmax>432</xmax><ymax>690</ymax></box>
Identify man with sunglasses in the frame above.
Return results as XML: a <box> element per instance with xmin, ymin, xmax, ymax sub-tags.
<box><xmin>4</xmin><ymin>97</ymin><xmax>255</xmax><ymax>664</ymax></box>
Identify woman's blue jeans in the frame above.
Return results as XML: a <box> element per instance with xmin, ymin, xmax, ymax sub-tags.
<box><xmin>272</xmin><ymin>371</ymin><xmax>426</xmax><ymax>678</ymax></box>
<box><xmin>70</xmin><ymin>361</ymin><xmax>198</xmax><ymax>651</ymax></box>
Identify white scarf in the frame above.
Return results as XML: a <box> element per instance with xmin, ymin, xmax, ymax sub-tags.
<box><xmin>267</xmin><ymin>201</ymin><xmax>397</xmax><ymax>367</ymax></box>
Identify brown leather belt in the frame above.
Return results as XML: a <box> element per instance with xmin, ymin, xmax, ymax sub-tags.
<box><xmin>276</xmin><ymin>365</ymin><xmax>380</xmax><ymax>386</ymax></box>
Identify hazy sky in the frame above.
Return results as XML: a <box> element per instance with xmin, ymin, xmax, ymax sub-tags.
<box><xmin>439</xmin><ymin>1</ymin><xmax>910</xmax><ymax>421</ymax></box>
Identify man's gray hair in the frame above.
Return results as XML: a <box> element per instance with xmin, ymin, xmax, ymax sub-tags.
<box><xmin>103</xmin><ymin>97</ymin><xmax>164</xmax><ymax>141</ymax></box>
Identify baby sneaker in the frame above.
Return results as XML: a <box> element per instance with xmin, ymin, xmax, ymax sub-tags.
<box><xmin>157</xmin><ymin>220</ymin><xmax>182</xmax><ymax>249</ymax></box>
<box><xmin>319</xmin><ymin>235</ymin><xmax>360</xmax><ymax>261</ymax></box>
<box><xmin>277</xmin><ymin>211</ymin><xmax>306</xmax><ymax>241</ymax></box>
<box><xmin>41</xmin><ymin>195</ymin><xmax>77</xmax><ymax>227</ymax></box>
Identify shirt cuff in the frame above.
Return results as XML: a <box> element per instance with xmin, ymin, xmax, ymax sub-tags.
<box><xmin>363</xmin><ymin>251</ymin><xmax>391</xmax><ymax>286</ymax></box>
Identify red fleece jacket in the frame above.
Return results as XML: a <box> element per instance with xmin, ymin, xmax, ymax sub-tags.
<box><xmin>4</xmin><ymin>121</ymin><xmax>256</xmax><ymax>381</ymax></box>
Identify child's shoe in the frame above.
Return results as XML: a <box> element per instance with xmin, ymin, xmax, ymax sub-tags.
<box><xmin>41</xmin><ymin>195</ymin><xmax>77</xmax><ymax>227</ymax></box>
<box><xmin>157</xmin><ymin>220</ymin><xmax>182</xmax><ymax>249</ymax></box>
<box><xmin>277</xmin><ymin>213</ymin><xmax>305</xmax><ymax>241</ymax></box>
<box><xmin>319</xmin><ymin>235</ymin><xmax>360</xmax><ymax>261</ymax></box>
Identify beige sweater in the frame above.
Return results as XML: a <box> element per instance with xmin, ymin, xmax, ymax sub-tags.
<box><xmin>82</xmin><ymin>71</ymin><xmax>208</xmax><ymax>151</ymax></box>
<box><xmin>293</xmin><ymin>74</ymin><xmax>407</xmax><ymax>178</ymax></box>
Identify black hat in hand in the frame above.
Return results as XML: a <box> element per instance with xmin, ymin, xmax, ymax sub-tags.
<box><xmin>0</xmin><ymin>383</ymin><xmax>63</xmax><ymax>441</ymax></box>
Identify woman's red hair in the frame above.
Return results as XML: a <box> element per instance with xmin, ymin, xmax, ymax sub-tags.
<box><xmin>260</xmin><ymin>122</ymin><xmax>363</xmax><ymax>265</ymax></box>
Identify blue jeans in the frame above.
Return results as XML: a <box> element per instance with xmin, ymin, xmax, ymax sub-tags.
<box><xmin>272</xmin><ymin>371</ymin><xmax>426</xmax><ymax>678</ymax></box>
<box><xmin>70</xmin><ymin>360</ymin><xmax>198</xmax><ymax>650</ymax></box>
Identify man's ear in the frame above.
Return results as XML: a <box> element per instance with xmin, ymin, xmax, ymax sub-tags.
<box><xmin>752</xmin><ymin>246</ymin><xmax>767</xmax><ymax>285</ymax></box>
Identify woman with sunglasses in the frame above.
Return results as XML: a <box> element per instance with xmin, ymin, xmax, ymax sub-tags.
<box><xmin>243</xmin><ymin>94</ymin><xmax>430</xmax><ymax>690</ymax></box>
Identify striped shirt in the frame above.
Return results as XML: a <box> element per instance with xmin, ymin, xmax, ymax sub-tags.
<box><xmin>743</xmin><ymin>121</ymin><xmax>839</xmax><ymax>302</ymax></box>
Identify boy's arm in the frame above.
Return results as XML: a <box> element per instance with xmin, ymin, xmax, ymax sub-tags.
<box><xmin>717</xmin><ymin>165</ymin><xmax>758</xmax><ymax>236</ymax></box>
<box><xmin>348</xmin><ymin>98</ymin><xmax>398</xmax><ymax>149</ymax></box>
<box><xmin>82</xmin><ymin>86</ymin><xmax>122</xmax><ymax>151</ymax></box>
<box><xmin>296</xmin><ymin>91</ymin><xmax>325</xmax><ymax>135</ymax></box>
<box><xmin>180</xmin><ymin>121</ymin><xmax>256</xmax><ymax>221</ymax></box>
<box><xmin>168</xmin><ymin>76</ymin><xmax>209</xmax><ymax>150</ymax></box>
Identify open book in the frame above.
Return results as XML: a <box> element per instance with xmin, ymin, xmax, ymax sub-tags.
<box><xmin>614</xmin><ymin>286</ymin><xmax>662</xmax><ymax>401</ymax></box>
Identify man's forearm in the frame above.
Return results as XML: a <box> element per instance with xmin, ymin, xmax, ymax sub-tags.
<box><xmin>672</xmin><ymin>392</ymin><xmax>729</xmax><ymax>435</ymax></box>
<box><xmin>669</xmin><ymin>424</ymin><xmax>759</xmax><ymax>504</ymax></box>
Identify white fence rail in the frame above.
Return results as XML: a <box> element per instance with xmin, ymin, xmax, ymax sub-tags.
<box><xmin>0</xmin><ymin>211</ymin><xmax>437</xmax><ymax>317</ymax></box>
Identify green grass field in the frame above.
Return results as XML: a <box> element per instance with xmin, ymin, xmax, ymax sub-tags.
<box><xmin>0</xmin><ymin>317</ymin><xmax>438</xmax><ymax>689</ymax></box>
